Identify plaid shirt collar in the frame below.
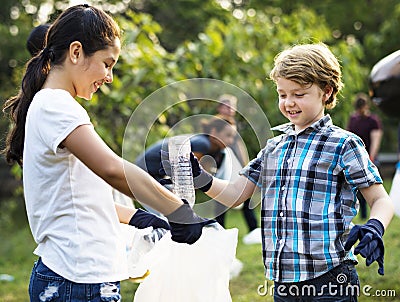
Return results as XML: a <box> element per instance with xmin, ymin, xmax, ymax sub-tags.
<box><xmin>271</xmin><ymin>114</ymin><xmax>333</xmax><ymax>136</ymax></box>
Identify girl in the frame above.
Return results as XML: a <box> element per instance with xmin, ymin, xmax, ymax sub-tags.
<box><xmin>3</xmin><ymin>4</ymin><xmax>208</xmax><ymax>301</ymax></box>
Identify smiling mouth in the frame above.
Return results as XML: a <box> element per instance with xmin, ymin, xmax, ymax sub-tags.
<box><xmin>288</xmin><ymin>110</ymin><xmax>301</xmax><ymax>115</ymax></box>
<box><xmin>93</xmin><ymin>81</ymin><xmax>105</xmax><ymax>93</ymax></box>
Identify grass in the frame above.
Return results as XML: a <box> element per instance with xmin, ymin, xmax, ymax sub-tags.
<box><xmin>1</xmin><ymin>182</ymin><xmax>400</xmax><ymax>301</ymax></box>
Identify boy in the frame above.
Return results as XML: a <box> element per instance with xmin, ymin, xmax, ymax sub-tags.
<box><xmin>177</xmin><ymin>43</ymin><xmax>394</xmax><ymax>301</ymax></box>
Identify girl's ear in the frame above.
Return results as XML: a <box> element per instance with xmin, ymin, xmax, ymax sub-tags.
<box><xmin>69</xmin><ymin>41</ymin><xmax>83</xmax><ymax>64</ymax></box>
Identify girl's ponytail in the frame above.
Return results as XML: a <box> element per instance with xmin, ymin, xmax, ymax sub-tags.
<box><xmin>2</xmin><ymin>51</ymin><xmax>51</xmax><ymax>166</ymax></box>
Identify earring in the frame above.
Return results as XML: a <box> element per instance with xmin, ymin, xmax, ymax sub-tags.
<box><xmin>73</xmin><ymin>58</ymin><xmax>77</xmax><ymax>64</ymax></box>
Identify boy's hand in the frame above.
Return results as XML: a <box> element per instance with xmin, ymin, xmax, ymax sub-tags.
<box><xmin>166</xmin><ymin>199</ymin><xmax>215</xmax><ymax>244</ymax></box>
<box><xmin>160</xmin><ymin>150</ymin><xmax>213</xmax><ymax>192</ymax></box>
<box><xmin>344</xmin><ymin>219</ymin><xmax>385</xmax><ymax>275</ymax></box>
<box><xmin>129</xmin><ymin>209</ymin><xmax>170</xmax><ymax>230</ymax></box>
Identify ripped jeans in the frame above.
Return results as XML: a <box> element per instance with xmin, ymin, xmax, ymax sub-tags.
<box><xmin>29</xmin><ymin>258</ymin><xmax>121</xmax><ymax>302</ymax></box>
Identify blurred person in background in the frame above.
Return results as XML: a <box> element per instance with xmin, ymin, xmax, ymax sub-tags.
<box><xmin>347</xmin><ymin>92</ymin><xmax>383</xmax><ymax>219</ymax></box>
<box><xmin>215</xmin><ymin>94</ymin><xmax>261</xmax><ymax>244</ymax></box>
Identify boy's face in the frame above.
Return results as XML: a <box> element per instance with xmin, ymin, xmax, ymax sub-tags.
<box><xmin>276</xmin><ymin>77</ymin><xmax>328</xmax><ymax>132</ymax></box>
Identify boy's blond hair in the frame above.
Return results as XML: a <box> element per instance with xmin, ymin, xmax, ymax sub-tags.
<box><xmin>269</xmin><ymin>43</ymin><xmax>343</xmax><ymax>109</ymax></box>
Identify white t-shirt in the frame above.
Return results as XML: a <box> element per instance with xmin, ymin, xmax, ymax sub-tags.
<box><xmin>23</xmin><ymin>88</ymin><xmax>128</xmax><ymax>283</ymax></box>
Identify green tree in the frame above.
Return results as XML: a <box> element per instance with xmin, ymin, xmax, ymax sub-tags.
<box><xmin>1</xmin><ymin>0</ymin><xmax>397</xmax><ymax>173</ymax></box>
<box><xmin>173</xmin><ymin>6</ymin><xmax>366</xmax><ymax>156</ymax></box>
<box><xmin>133</xmin><ymin>0</ymin><xmax>229</xmax><ymax>51</ymax></box>
<box><xmin>86</xmin><ymin>11</ymin><xmax>185</xmax><ymax>156</ymax></box>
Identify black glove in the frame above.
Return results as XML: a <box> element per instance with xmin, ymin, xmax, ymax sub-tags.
<box><xmin>160</xmin><ymin>150</ymin><xmax>213</xmax><ymax>192</ymax></box>
<box><xmin>158</xmin><ymin>178</ymin><xmax>173</xmax><ymax>187</ymax></box>
<box><xmin>344</xmin><ymin>218</ymin><xmax>385</xmax><ymax>275</ymax></box>
<box><xmin>166</xmin><ymin>199</ymin><xmax>215</xmax><ymax>244</ymax></box>
<box><xmin>129</xmin><ymin>209</ymin><xmax>171</xmax><ymax>230</ymax></box>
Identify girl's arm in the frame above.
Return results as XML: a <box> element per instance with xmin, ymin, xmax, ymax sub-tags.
<box><xmin>360</xmin><ymin>183</ymin><xmax>394</xmax><ymax>229</ymax></box>
<box><xmin>62</xmin><ymin>124</ymin><xmax>183</xmax><ymax>216</ymax></box>
<box><xmin>115</xmin><ymin>203</ymin><xmax>136</xmax><ymax>224</ymax></box>
<box><xmin>206</xmin><ymin>175</ymin><xmax>257</xmax><ymax>208</ymax></box>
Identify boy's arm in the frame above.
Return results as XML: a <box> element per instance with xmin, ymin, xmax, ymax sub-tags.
<box><xmin>162</xmin><ymin>150</ymin><xmax>257</xmax><ymax>208</ymax></box>
<box><xmin>360</xmin><ymin>183</ymin><xmax>394</xmax><ymax>229</ymax></box>
<box><xmin>344</xmin><ymin>183</ymin><xmax>393</xmax><ymax>275</ymax></box>
<box><xmin>206</xmin><ymin>176</ymin><xmax>257</xmax><ymax>208</ymax></box>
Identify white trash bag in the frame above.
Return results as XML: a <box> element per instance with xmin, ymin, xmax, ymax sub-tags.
<box><xmin>133</xmin><ymin>225</ymin><xmax>238</xmax><ymax>302</ymax></box>
<box><xmin>120</xmin><ymin>224</ymin><xmax>167</xmax><ymax>279</ymax></box>
<box><xmin>389</xmin><ymin>162</ymin><xmax>400</xmax><ymax>217</ymax></box>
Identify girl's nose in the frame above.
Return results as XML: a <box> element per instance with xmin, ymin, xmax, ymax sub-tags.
<box><xmin>105</xmin><ymin>70</ymin><xmax>113</xmax><ymax>83</ymax></box>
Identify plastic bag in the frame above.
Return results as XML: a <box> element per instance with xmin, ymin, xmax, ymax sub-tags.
<box><xmin>120</xmin><ymin>224</ymin><xmax>167</xmax><ymax>279</ymax></box>
<box><xmin>389</xmin><ymin>162</ymin><xmax>400</xmax><ymax>217</ymax></box>
<box><xmin>133</xmin><ymin>226</ymin><xmax>238</xmax><ymax>302</ymax></box>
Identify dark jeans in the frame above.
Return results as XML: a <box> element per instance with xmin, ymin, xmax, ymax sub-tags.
<box><xmin>274</xmin><ymin>261</ymin><xmax>359</xmax><ymax>302</ymax></box>
<box><xmin>29</xmin><ymin>258</ymin><xmax>121</xmax><ymax>302</ymax></box>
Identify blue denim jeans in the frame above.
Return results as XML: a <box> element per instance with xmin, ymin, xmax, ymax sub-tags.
<box><xmin>274</xmin><ymin>261</ymin><xmax>359</xmax><ymax>302</ymax></box>
<box><xmin>29</xmin><ymin>258</ymin><xmax>121</xmax><ymax>302</ymax></box>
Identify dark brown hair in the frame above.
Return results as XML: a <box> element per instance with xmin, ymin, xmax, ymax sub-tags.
<box><xmin>201</xmin><ymin>116</ymin><xmax>236</xmax><ymax>134</ymax></box>
<box><xmin>354</xmin><ymin>92</ymin><xmax>369</xmax><ymax>110</ymax></box>
<box><xmin>2</xmin><ymin>4</ymin><xmax>120</xmax><ymax>166</ymax></box>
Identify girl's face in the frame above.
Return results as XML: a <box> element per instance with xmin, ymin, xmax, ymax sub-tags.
<box><xmin>276</xmin><ymin>77</ymin><xmax>331</xmax><ymax>132</ymax></box>
<box><xmin>74</xmin><ymin>38</ymin><xmax>121</xmax><ymax>100</ymax></box>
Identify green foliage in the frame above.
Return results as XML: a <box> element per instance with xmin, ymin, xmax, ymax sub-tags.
<box><xmin>173</xmin><ymin>6</ymin><xmax>366</xmax><ymax>156</ymax></box>
<box><xmin>364</xmin><ymin>2</ymin><xmax>400</xmax><ymax>66</ymax></box>
<box><xmin>85</xmin><ymin>11</ymin><xmax>178</xmax><ymax>154</ymax></box>
<box><xmin>84</xmin><ymin>5</ymin><xmax>368</xmax><ymax>159</ymax></box>
<box><xmin>0</xmin><ymin>0</ymin><xmax>397</xmax><ymax>158</ymax></box>
<box><xmin>136</xmin><ymin>0</ymin><xmax>229</xmax><ymax>51</ymax></box>
<box><xmin>1</xmin><ymin>0</ymin><xmax>400</xmax><ymax>192</ymax></box>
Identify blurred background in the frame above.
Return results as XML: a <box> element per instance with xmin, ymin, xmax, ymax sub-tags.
<box><xmin>1</xmin><ymin>1</ymin><xmax>400</xmax><ymax>300</ymax></box>
<box><xmin>1</xmin><ymin>0</ymin><xmax>400</xmax><ymax>193</ymax></box>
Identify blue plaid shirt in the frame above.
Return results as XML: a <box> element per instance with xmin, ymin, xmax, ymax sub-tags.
<box><xmin>241</xmin><ymin>115</ymin><xmax>382</xmax><ymax>282</ymax></box>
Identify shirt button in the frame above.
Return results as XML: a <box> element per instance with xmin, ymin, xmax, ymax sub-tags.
<box><xmin>280</xmin><ymin>212</ymin><xmax>284</xmax><ymax>217</ymax></box>
<box><xmin>280</xmin><ymin>239</ymin><xmax>284</xmax><ymax>244</ymax></box>
<box><xmin>281</xmin><ymin>186</ymin><xmax>286</xmax><ymax>191</ymax></box>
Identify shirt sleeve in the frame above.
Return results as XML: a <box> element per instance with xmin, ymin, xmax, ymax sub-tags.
<box><xmin>340</xmin><ymin>134</ymin><xmax>382</xmax><ymax>188</ymax></box>
<box><xmin>36</xmin><ymin>94</ymin><xmax>91</xmax><ymax>154</ymax></box>
<box><xmin>240</xmin><ymin>146</ymin><xmax>266</xmax><ymax>187</ymax></box>
<box><xmin>371</xmin><ymin>114</ymin><xmax>382</xmax><ymax>130</ymax></box>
